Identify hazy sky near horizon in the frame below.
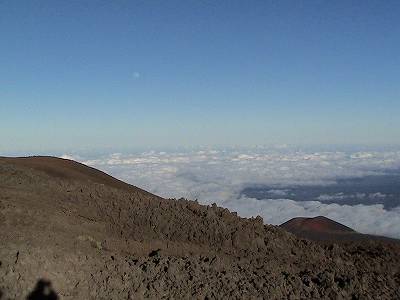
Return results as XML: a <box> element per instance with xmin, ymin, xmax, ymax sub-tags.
<box><xmin>1</xmin><ymin>1</ymin><xmax>400</xmax><ymax>152</ymax></box>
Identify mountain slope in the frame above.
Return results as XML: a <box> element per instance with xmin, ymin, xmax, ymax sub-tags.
<box><xmin>0</xmin><ymin>157</ymin><xmax>399</xmax><ymax>299</ymax></box>
<box><xmin>0</xmin><ymin>156</ymin><xmax>151</xmax><ymax>193</ymax></box>
<box><xmin>280</xmin><ymin>216</ymin><xmax>400</xmax><ymax>243</ymax></box>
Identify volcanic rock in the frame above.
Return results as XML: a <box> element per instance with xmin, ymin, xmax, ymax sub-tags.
<box><xmin>0</xmin><ymin>156</ymin><xmax>399</xmax><ymax>299</ymax></box>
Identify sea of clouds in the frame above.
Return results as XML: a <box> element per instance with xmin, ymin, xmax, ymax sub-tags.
<box><xmin>62</xmin><ymin>147</ymin><xmax>400</xmax><ymax>238</ymax></box>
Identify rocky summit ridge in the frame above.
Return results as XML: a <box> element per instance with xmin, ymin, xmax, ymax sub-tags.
<box><xmin>0</xmin><ymin>156</ymin><xmax>399</xmax><ymax>299</ymax></box>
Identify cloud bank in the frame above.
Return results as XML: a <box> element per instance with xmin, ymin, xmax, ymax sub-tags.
<box><xmin>64</xmin><ymin>148</ymin><xmax>400</xmax><ymax>238</ymax></box>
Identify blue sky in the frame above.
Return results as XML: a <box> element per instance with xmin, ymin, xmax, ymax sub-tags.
<box><xmin>1</xmin><ymin>0</ymin><xmax>399</xmax><ymax>152</ymax></box>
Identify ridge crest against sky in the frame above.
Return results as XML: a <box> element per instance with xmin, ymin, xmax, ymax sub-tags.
<box><xmin>1</xmin><ymin>0</ymin><xmax>399</xmax><ymax>151</ymax></box>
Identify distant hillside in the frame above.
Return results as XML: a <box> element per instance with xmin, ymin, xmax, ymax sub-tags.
<box><xmin>280</xmin><ymin>216</ymin><xmax>400</xmax><ymax>243</ymax></box>
<box><xmin>0</xmin><ymin>156</ymin><xmax>153</xmax><ymax>193</ymax></box>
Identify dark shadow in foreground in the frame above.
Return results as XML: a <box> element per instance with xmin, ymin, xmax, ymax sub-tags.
<box><xmin>26</xmin><ymin>279</ymin><xmax>58</xmax><ymax>300</ymax></box>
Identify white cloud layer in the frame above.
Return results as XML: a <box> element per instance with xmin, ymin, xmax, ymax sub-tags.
<box><xmin>64</xmin><ymin>148</ymin><xmax>400</xmax><ymax>238</ymax></box>
<box><xmin>316</xmin><ymin>192</ymin><xmax>387</xmax><ymax>202</ymax></box>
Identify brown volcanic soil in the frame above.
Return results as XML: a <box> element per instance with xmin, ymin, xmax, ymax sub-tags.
<box><xmin>281</xmin><ymin>216</ymin><xmax>400</xmax><ymax>244</ymax></box>
<box><xmin>281</xmin><ymin>216</ymin><xmax>355</xmax><ymax>234</ymax></box>
<box><xmin>0</xmin><ymin>156</ymin><xmax>150</xmax><ymax>193</ymax></box>
<box><xmin>0</xmin><ymin>156</ymin><xmax>400</xmax><ymax>299</ymax></box>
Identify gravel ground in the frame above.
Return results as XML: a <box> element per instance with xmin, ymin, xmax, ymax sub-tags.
<box><xmin>0</xmin><ymin>157</ymin><xmax>399</xmax><ymax>299</ymax></box>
